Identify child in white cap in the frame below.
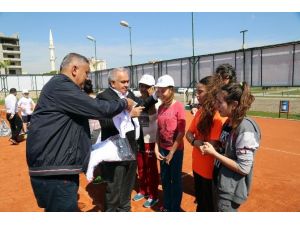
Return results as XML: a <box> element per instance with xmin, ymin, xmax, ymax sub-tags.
<box><xmin>154</xmin><ymin>74</ymin><xmax>186</xmax><ymax>212</ymax></box>
<box><xmin>132</xmin><ymin>74</ymin><xmax>160</xmax><ymax>208</ymax></box>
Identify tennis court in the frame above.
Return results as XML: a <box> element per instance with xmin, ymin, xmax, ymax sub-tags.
<box><xmin>0</xmin><ymin>112</ymin><xmax>299</xmax><ymax>212</ymax></box>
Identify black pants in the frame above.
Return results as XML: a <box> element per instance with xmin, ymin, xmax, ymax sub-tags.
<box><xmin>102</xmin><ymin>160</ymin><xmax>137</xmax><ymax>212</ymax></box>
<box><xmin>6</xmin><ymin>113</ymin><xmax>22</xmax><ymax>142</ymax></box>
<box><xmin>30</xmin><ymin>175</ymin><xmax>79</xmax><ymax>212</ymax></box>
<box><xmin>193</xmin><ymin>171</ymin><xmax>215</xmax><ymax>212</ymax></box>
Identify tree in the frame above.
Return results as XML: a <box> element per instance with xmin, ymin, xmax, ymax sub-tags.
<box><xmin>0</xmin><ymin>60</ymin><xmax>10</xmax><ymax>75</ymax></box>
<box><xmin>42</xmin><ymin>70</ymin><xmax>58</xmax><ymax>75</ymax></box>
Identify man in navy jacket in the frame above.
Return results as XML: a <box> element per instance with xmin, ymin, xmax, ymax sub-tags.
<box><xmin>26</xmin><ymin>53</ymin><xmax>135</xmax><ymax>212</ymax></box>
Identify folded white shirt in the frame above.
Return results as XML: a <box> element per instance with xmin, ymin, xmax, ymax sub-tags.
<box><xmin>86</xmin><ymin>138</ymin><xmax>123</xmax><ymax>182</ymax></box>
<box><xmin>85</xmin><ymin>110</ymin><xmax>137</xmax><ymax>182</ymax></box>
<box><xmin>132</xmin><ymin>117</ymin><xmax>140</xmax><ymax>140</ymax></box>
<box><xmin>113</xmin><ymin>111</ymin><xmax>134</xmax><ymax>138</ymax></box>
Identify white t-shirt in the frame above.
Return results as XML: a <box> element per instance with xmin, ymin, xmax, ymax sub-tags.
<box><xmin>142</xmin><ymin>113</ymin><xmax>157</xmax><ymax>143</ymax></box>
<box><xmin>18</xmin><ymin>97</ymin><xmax>34</xmax><ymax>116</ymax></box>
<box><xmin>142</xmin><ymin>100</ymin><xmax>161</xmax><ymax>143</ymax></box>
<box><xmin>5</xmin><ymin>94</ymin><xmax>18</xmax><ymax>114</ymax></box>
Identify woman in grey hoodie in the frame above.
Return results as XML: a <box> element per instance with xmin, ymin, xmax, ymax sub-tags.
<box><xmin>201</xmin><ymin>82</ymin><xmax>261</xmax><ymax>212</ymax></box>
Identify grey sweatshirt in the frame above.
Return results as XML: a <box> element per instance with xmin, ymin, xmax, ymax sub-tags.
<box><xmin>217</xmin><ymin>117</ymin><xmax>261</xmax><ymax>204</ymax></box>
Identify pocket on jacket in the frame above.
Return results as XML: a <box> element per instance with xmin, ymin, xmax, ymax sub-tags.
<box><xmin>218</xmin><ymin>167</ymin><xmax>245</xmax><ymax>197</ymax></box>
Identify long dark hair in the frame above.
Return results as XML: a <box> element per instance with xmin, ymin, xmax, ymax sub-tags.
<box><xmin>83</xmin><ymin>79</ymin><xmax>93</xmax><ymax>94</ymax></box>
<box><xmin>215</xmin><ymin>63</ymin><xmax>237</xmax><ymax>83</ymax></box>
<box><xmin>197</xmin><ymin>75</ymin><xmax>223</xmax><ymax>139</ymax></box>
<box><xmin>221</xmin><ymin>82</ymin><xmax>255</xmax><ymax>129</ymax></box>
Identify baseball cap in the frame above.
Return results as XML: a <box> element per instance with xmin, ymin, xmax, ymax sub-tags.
<box><xmin>22</xmin><ymin>89</ymin><xmax>29</xmax><ymax>94</ymax></box>
<box><xmin>139</xmin><ymin>74</ymin><xmax>155</xmax><ymax>86</ymax></box>
<box><xmin>155</xmin><ymin>74</ymin><xmax>174</xmax><ymax>87</ymax></box>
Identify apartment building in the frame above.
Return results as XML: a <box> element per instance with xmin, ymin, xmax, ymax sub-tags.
<box><xmin>0</xmin><ymin>33</ymin><xmax>22</xmax><ymax>75</ymax></box>
<box><xmin>89</xmin><ymin>57</ymin><xmax>107</xmax><ymax>72</ymax></box>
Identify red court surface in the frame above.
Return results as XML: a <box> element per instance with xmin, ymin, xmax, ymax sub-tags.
<box><xmin>0</xmin><ymin>112</ymin><xmax>299</xmax><ymax>212</ymax></box>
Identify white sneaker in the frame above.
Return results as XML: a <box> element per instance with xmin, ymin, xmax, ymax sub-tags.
<box><xmin>143</xmin><ymin>198</ymin><xmax>159</xmax><ymax>208</ymax></box>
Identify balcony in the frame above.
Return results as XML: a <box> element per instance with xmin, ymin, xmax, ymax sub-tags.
<box><xmin>3</xmin><ymin>57</ymin><xmax>21</xmax><ymax>62</ymax></box>
<box><xmin>2</xmin><ymin>49</ymin><xmax>21</xmax><ymax>54</ymax></box>
<box><xmin>8</xmin><ymin>65</ymin><xmax>22</xmax><ymax>69</ymax></box>
<box><xmin>1</xmin><ymin>42</ymin><xmax>19</xmax><ymax>47</ymax></box>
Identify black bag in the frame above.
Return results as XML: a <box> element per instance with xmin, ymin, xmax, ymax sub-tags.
<box><xmin>109</xmin><ymin>134</ymin><xmax>136</xmax><ymax>161</ymax></box>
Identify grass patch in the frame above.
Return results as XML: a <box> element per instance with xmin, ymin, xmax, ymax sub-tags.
<box><xmin>283</xmin><ymin>89</ymin><xmax>300</xmax><ymax>95</ymax></box>
<box><xmin>250</xmin><ymin>87</ymin><xmax>300</xmax><ymax>96</ymax></box>
<box><xmin>248</xmin><ymin>111</ymin><xmax>300</xmax><ymax>120</ymax></box>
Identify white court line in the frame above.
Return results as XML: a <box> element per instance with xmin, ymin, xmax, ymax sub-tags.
<box><xmin>262</xmin><ymin>146</ymin><xmax>300</xmax><ymax>156</ymax></box>
<box><xmin>180</xmin><ymin>147</ymin><xmax>300</xmax><ymax>180</ymax></box>
<box><xmin>181</xmin><ymin>146</ymin><xmax>300</xmax><ymax>179</ymax></box>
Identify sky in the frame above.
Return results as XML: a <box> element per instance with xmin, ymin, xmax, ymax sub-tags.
<box><xmin>1</xmin><ymin>12</ymin><xmax>300</xmax><ymax>74</ymax></box>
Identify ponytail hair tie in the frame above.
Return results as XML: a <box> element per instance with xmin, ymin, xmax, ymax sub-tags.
<box><xmin>239</xmin><ymin>82</ymin><xmax>245</xmax><ymax>91</ymax></box>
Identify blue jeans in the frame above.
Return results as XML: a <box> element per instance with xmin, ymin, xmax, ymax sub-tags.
<box><xmin>159</xmin><ymin>148</ymin><xmax>183</xmax><ymax>212</ymax></box>
<box><xmin>30</xmin><ymin>175</ymin><xmax>79</xmax><ymax>212</ymax></box>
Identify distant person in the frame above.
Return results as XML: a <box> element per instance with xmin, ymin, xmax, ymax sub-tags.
<box><xmin>26</xmin><ymin>53</ymin><xmax>135</xmax><ymax>212</ymax></box>
<box><xmin>132</xmin><ymin>74</ymin><xmax>159</xmax><ymax>208</ymax></box>
<box><xmin>201</xmin><ymin>82</ymin><xmax>261</xmax><ymax>212</ymax></box>
<box><xmin>5</xmin><ymin>88</ymin><xmax>22</xmax><ymax>145</ymax></box>
<box><xmin>83</xmin><ymin>79</ymin><xmax>104</xmax><ymax>185</ymax></box>
<box><xmin>155</xmin><ymin>74</ymin><xmax>186</xmax><ymax>212</ymax></box>
<box><xmin>97</xmin><ymin>68</ymin><xmax>157</xmax><ymax>212</ymax></box>
<box><xmin>191</xmin><ymin>63</ymin><xmax>237</xmax><ymax>116</ymax></box>
<box><xmin>18</xmin><ymin>89</ymin><xmax>35</xmax><ymax>134</ymax></box>
<box><xmin>185</xmin><ymin>75</ymin><xmax>226</xmax><ymax>212</ymax></box>
<box><xmin>83</xmin><ymin>79</ymin><xmax>101</xmax><ymax>145</ymax></box>
<box><xmin>215</xmin><ymin>63</ymin><xmax>237</xmax><ymax>84</ymax></box>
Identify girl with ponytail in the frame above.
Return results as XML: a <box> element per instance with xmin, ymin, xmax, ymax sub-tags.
<box><xmin>201</xmin><ymin>82</ymin><xmax>261</xmax><ymax>212</ymax></box>
<box><xmin>185</xmin><ymin>75</ymin><xmax>226</xmax><ymax>212</ymax></box>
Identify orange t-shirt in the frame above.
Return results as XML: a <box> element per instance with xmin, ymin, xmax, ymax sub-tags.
<box><xmin>188</xmin><ymin>109</ymin><xmax>227</xmax><ymax>179</ymax></box>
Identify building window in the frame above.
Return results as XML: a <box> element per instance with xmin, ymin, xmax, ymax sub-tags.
<box><xmin>9</xmin><ymin>70</ymin><xmax>16</xmax><ymax>74</ymax></box>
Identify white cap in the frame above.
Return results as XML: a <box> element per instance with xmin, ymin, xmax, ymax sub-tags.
<box><xmin>155</xmin><ymin>74</ymin><xmax>174</xmax><ymax>87</ymax></box>
<box><xmin>139</xmin><ymin>74</ymin><xmax>155</xmax><ymax>86</ymax></box>
<box><xmin>22</xmin><ymin>89</ymin><xmax>29</xmax><ymax>94</ymax></box>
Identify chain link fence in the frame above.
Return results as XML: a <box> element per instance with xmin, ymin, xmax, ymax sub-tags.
<box><xmin>1</xmin><ymin>40</ymin><xmax>300</xmax><ymax>100</ymax></box>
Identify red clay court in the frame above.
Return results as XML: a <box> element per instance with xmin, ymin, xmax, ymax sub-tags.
<box><xmin>0</xmin><ymin>112</ymin><xmax>299</xmax><ymax>212</ymax></box>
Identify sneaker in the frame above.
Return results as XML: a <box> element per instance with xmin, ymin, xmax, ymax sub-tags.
<box><xmin>159</xmin><ymin>206</ymin><xmax>168</xmax><ymax>212</ymax></box>
<box><xmin>143</xmin><ymin>198</ymin><xmax>159</xmax><ymax>208</ymax></box>
<box><xmin>132</xmin><ymin>193</ymin><xmax>146</xmax><ymax>201</ymax></box>
<box><xmin>92</xmin><ymin>175</ymin><xmax>105</xmax><ymax>184</ymax></box>
<box><xmin>9</xmin><ymin>138</ymin><xmax>19</xmax><ymax>145</ymax></box>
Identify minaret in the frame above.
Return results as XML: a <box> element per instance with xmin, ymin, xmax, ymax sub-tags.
<box><xmin>49</xmin><ymin>29</ymin><xmax>56</xmax><ymax>72</ymax></box>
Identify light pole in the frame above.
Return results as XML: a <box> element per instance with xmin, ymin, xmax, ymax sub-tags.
<box><xmin>240</xmin><ymin>30</ymin><xmax>248</xmax><ymax>82</ymax></box>
<box><xmin>86</xmin><ymin>35</ymin><xmax>97</xmax><ymax>71</ymax></box>
<box><xmin>240</xmin><ymin>29</ymin><xmax>248</xmax><ymax>50</ymax></box>
<box><xmin>120</xmin><ymin>20</ymin><xmax>133</xmax><ymax>88</ymax></box>
<box><xmin>191</xmin><ymin>12</ymin><xmax>196</xmax><ymax>104</ymax></box>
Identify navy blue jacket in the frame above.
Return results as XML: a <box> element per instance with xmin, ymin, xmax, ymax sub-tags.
<box><xmin>26</xmin><ymin>74</ymin><xmax>127</xmax><ymax>176</ymax></box>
